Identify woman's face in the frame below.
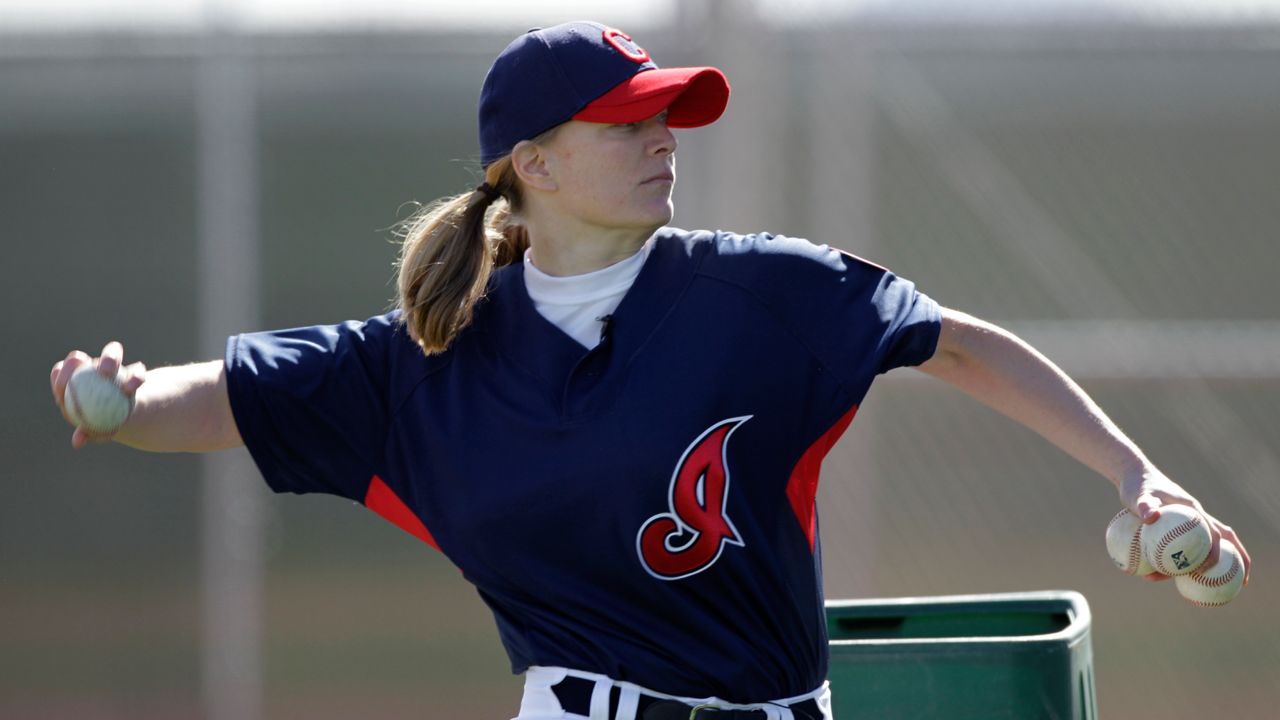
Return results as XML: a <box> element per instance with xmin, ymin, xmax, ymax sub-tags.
<box><xmin>537</xmin><ymin>112</ymin><xmax>677</xmax><ymax>234</ymax></box>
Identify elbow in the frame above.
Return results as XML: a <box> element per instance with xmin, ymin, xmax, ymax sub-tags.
<box><xmin>917</xmin><ymin>307</ymin><xmax>979</xmax><ymax>380</ymax></box>
<box><xmin>207</xmin><ymin>365</ymin><xmax>244</xmax><ymax>451</ymax></box>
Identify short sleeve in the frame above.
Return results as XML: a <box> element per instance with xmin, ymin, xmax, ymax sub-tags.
<box><xmin>703</xmin><ymin>232</ymin><xmax>942</xmax><ymax>394</ymax></box>
<box><xmin>851</xmin><ymin>254</ymin><xmax>943</xmax><ymax>375</ymax></box>
<box><xmin>224</xmin><ymin>314</ymin><xmax>398</xmax><ymax>500</ymax></box>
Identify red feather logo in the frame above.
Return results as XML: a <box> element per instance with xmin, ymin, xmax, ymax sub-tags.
<box><xmin>637</xmin><ymin>416</ymin><xmax>750</xmax><ymax>580</ymax></box>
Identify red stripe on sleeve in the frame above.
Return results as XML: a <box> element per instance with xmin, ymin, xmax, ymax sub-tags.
<box><xmin>364</xmin><ymin>474</ymin><xmax>441</xmax><ymax>552</ymax></box>
<box><xmin>785</xmin><ymin>404</ymin><xmax>859</xmax><ymax>553</ymax></box>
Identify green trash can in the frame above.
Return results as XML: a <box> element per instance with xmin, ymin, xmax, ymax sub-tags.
<box><xmin>825</xmin><ymin>590</ymin><xmax>1096</xmax><ymax>719</ymax></box>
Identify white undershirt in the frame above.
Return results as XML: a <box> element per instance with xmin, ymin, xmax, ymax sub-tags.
<box><xmin>523</xmin><ymin>237</ymin><xmax>655</xmax><ymax>349</ymax></box>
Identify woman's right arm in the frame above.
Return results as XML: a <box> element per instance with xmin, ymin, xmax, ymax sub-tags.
<box><xmin>51</xmin><ymin>341</ymin><xmax>242</xmax><ymax>453</ymax></box>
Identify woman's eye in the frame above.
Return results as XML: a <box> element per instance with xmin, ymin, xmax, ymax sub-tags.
<box><xmin>615</xmin><ymin>114</ymin><xmax>667</xmax><ymax>131</ymax></box>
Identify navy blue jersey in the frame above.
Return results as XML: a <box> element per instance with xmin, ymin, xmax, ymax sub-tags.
<box><xmin>224</xmin><ymin>228</ymin><xmax>941</xmax><ymax>702</ymax></box>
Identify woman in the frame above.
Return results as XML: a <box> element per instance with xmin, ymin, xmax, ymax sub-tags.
<box><xmin>51</xmin><ymin>21</ymin><xmax>1249</xmax><ymax>720</ymax></box>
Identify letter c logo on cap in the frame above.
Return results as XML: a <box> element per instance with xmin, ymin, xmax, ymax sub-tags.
<box><xmin>604</xmin><ymin>27</ymin><xmax>650</xmax><ymax>63</ymax></box>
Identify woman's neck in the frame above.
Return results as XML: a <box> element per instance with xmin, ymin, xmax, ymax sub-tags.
<box><xmin>524</xmin><ymin>222</ymin><xmax>658</xmax><ymax>277</ymax></box>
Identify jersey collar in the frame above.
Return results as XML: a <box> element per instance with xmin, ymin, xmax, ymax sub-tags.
<box><xmin>480</xmin><ymin>228</ymin><xmax>701</xmax><ymax>391</ymax></box>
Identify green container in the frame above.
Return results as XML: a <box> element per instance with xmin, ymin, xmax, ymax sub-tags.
<box><xmin>825</xmin><ymin>590</ymin><xmax>1096</xmax><ymax>720</ymax></box>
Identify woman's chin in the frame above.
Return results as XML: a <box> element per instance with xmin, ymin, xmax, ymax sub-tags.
<box><xmin>642</xmin><ymin>198</ymin><xmax>675</xmax><ymax>227</ymax></box>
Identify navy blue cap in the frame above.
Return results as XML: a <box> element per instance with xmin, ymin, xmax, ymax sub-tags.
<box><xmin>478</xmin><ymin>21</ymin><xmax>730</xmax><ymax>168</ymax></box>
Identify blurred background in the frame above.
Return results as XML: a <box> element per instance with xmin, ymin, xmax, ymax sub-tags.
<box><xmin>3</xmin><ymin>0</ymin><xmax>1278</xmax><ymax>717</ymax></box>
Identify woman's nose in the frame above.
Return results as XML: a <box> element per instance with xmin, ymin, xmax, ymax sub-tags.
<box><xmin>651</xmin><ymin>124</ymin><xmax>677</xmax><ymax>156</ymax></box>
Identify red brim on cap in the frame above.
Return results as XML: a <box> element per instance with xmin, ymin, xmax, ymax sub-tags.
<box><xmin>572</xmin><ymin>67</ymin><xmax>730</xmax><ymax>128</ymax></box>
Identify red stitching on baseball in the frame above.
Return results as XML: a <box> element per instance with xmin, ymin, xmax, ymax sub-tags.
<box><xmin>1195</xmin><ymin>553</ymin><xmax>1241</xmax><ymax>589</ymax></box>
<box><xmin>1154</xmin><ymin>520</ymin><xmax>1200</xmax><ymax>574</ymax></box>
<box><xmin>1182</xmin><ymin>548</ymin><xmax>1241</xmax><ymax>606</ymax></box>
<box><xmin>1109</xmin><ymin>509</ymin><xmax>1146</xmax><ymax>575</ymax></box>
<box><xmin>1127</xmin><ymin>531</ymin><xmax>1143</xmax><ymax>574</ymax></box>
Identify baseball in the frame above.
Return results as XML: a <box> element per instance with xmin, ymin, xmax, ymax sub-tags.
<box><xmin>1105</xmin><ymin>508</ymin><xmax>1155</xmax><ymax>576</ymax></box>
<box><xmin>1175</xmin><ymin>538</ymin><xmax>1245</xmax><ymax>607</ymax></box>
<box><xmin>63</xmin><ymin>365</ymin><xmax>133</xmax><ymax>435</ymax></box>
<box><xmin>1141</xmin><ymin>504</ymin><xmax>1212</xmax><ymax>576</ymax></box>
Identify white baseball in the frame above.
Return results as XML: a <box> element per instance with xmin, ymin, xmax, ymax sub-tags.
<box><xmin>1105</xmin><ymin>508</ymin><xmax>1155</xmax><ymax>576</ymax></box>
<box><xmin>1140</xmin><ymin>505</ymin><xmax>1212</xmax><ymax>576</ymax></box>
<box><xmin>63</xmin><ymin>365</ymin><xmax>133</xmax><ymax>434</ymax></box>
<box><xmin>1175</xmin><ymin>538</ymin><xmax>1245</xmax><ymax>607</ymax></box>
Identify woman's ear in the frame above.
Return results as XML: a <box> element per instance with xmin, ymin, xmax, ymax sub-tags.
<box><xmin>511</xmin><ymin>140</ymin><xmax>558</xmax><ymax>193</ymax></box>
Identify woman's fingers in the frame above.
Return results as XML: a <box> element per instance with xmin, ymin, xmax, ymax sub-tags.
<box><xmin>51</xmin><ymin>350</ymin><xmax>92</xmax><ymax>406</ymax></box>
<box><xmin>52</xmin><ymin>344</ymin><xmax>140</xmax><ymax>449</ymax></box>
<box><xmin>1134</xmin><ymin>493</ymin><xmax>1162</xmax><ymax>522</ymax></box>
<box><xmin>98</xmin><ymin>341</ymin><xmax>124</xmax><ymax>379</ymax></box>
<box><xmin>1201</xmin><ymin>523</ymin><xmax>1223</xmax><ymax>571</ymax></box>
<box><xmin>1214</xmin><ymin>521</ymin><xmax>1251</xmax><ymax>586</ymax></box>
<box><xmin>121</xmin><ymin>361</ymin><xmax>147</xmax><ymax>395</ymax></box>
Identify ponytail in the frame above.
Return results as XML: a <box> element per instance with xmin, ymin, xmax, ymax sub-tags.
<box><xmin>395</xmin><ymin>156</ymin><xmax>528</xmax><ymax>355</ymax></box>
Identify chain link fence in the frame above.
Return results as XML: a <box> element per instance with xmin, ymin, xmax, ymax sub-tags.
<box><xmin>3</xmin><ymin>5</ymin><xmax>1277</xmax><ymax>718</ymax></box>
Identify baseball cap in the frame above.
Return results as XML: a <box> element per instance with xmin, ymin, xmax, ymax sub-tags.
<box><xmin>478</xmin><ymin>21</ymin><xmax>731</xmax><ymax>167</ymax></box>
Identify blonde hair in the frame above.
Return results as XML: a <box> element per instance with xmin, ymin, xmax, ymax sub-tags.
<box><xmin>394</xmin><ymin>156</ymin><xmax>529</xmax><ymax>355</ymax></box>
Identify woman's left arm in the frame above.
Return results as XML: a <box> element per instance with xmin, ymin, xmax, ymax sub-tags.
<box><xmin>916</xmin><ymin>306</ymin><xmax>1250</xmax><ymax>583</ymax></box>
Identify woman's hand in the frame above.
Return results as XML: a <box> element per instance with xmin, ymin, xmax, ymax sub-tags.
<box><xmin>919</xmin><ymin>309</ymin><xmax>1252</xmax><ymax>588</ymax></box>
<box><xmin>51</xmin><ymin>341</ymin><xmax>147</xmax><ymax>449</ymax></box>
<box><xmin>1119</xmin><ymin>467</ymin><xmax>1251</xmax><ymax>585</ymax></box>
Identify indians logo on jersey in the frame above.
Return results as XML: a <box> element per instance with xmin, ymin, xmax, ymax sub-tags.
<box><xmin>636</xmin><ymin>416</ymin><xmax>750</xmax><ymax>580</ymax></box>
